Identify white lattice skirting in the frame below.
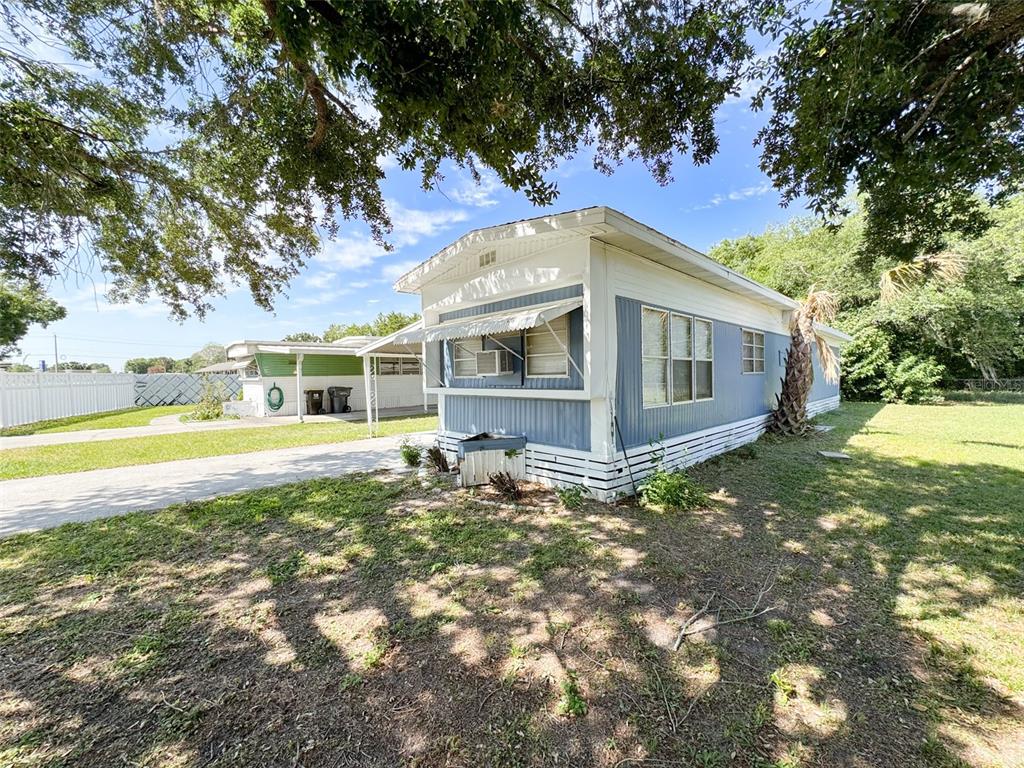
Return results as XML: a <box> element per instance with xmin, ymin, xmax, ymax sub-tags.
<box><xmin>437</xmin><ymin>395</ymin><xmax>842</xmax><ymax>502</ymax></box>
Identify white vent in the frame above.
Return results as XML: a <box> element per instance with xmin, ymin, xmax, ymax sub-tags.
<box><xmin>475</xmin><ymin>349</ymin><xmax>514</xmax><ymax>376</ymax></box>
<box><xmin>479</xmin><ymin>250</ymin><xmax>496</xmax><ymax>268</ymax></box>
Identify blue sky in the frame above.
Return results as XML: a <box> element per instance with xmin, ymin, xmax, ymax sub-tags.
<box><xmin>17</xmin><ymin>88</ymin><xmax>803</xmax><ymax>372</ymax></box>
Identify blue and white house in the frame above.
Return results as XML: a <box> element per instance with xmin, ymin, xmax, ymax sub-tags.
<box><xmin>360</xmin><ymin>207</ymin><xmax>851</xmax><ymax>500</ymax></box>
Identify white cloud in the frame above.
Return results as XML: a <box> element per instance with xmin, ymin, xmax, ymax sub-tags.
<box><xmin>688</xmin><ymin>182</ymin><xmax>774</xmax><ymax>211</ymax></box>
<box><xmin>380</xmin><ymin>259</ymin><xmax>421</xmax><ymax>282</ymax></box>
<box><xmin>305</xmin><ymin>271</ymin><xmax>337</xmax><ymax>289</ymax></box>
<box><xmin>387</xmin><ymin>200</ymin><xmax>469</xmax><ymax>246</ymax></box>
<box><xmin>450</xmin><ymin>170</ymin><xmax>501</xmax><ymax>207</ymax></box>
<box><xmin>314</xmin><ymin>200</ymin><xmax>467</xmax><ymax>270</ymax></box>
<box><xmin>316</xmin><ymin>235</ymin><xmax>389</xmax><ymax>269</ymax></box>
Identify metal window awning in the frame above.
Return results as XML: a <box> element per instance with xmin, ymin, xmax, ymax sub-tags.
<box><xmin>360</xmin><ymin>298</ymin><xmax>583</xmax><ymax>356</ymax></box>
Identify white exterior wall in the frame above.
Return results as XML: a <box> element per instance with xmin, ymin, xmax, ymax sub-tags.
<box><xmin>603</xmin><ymin>242</ymin><xmax>790</xmax><ymax>336</ymax></box>
<box><xmin>420</xmin><ymin>234</ymin><xmax>591</xmax><ymax>324</ymax></box>
<box><xmin>243</xmin><ymin>374</ymin><xmax>429</xmax><ymax>418</ymax></box>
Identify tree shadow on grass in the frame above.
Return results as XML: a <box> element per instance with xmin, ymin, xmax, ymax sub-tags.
<box><xmin>1</xmin><ymin>401</ymin><xmax>1022</xmax><ymax>767</ymax></box>
<box><xmin>689</xmin><ymin>401</ymin><xmax>1024</xmax><ymax>767</ymax></box>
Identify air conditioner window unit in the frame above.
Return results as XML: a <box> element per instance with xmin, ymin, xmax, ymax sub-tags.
<box><xmin>475</xmin><ymin>349</ymin><xmax>514</xmax><ymax>376</ymax></box>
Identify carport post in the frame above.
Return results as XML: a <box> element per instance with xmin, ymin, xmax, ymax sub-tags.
<box><xmin>296</xmin><ymin>352</ymin><xmax>304</xmax><ymax>423</ymax></box>
<box><xmin>363</xmin><ymin>355</ymin><xmax>374</xmax><ymax>437</ymax></box>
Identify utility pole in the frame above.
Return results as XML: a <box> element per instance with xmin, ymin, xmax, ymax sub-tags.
<box><xmin>53</xmin><ymin>335</ymin><xmax>59</xmax><ymax>372</ymax></box>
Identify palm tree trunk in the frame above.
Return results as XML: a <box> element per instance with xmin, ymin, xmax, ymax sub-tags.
<box><xmin>770</xmin><ymin>313</ymin><xmax>815</xmax><ymax>435</ymax></box>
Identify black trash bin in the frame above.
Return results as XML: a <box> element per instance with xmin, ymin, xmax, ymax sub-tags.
<box><xmin>327</xmin><ymin>386</ymin><xmax>353</xmax><ymax>413</ymax></box>
<box><xmin>303</xmin><ymin>389</ymin><xmax>324</xmax><ymax>415</ymax></box>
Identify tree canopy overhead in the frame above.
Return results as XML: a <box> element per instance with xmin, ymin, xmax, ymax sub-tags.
<box><xmin>756</xmin><ymin>1</ymin><xmax>1024</xmax><ymax>262</ymax></box>
<box><xmin>2</xmin><ymin>0</ymin><xmax>1022</xmax><ymax>319</ymax></box>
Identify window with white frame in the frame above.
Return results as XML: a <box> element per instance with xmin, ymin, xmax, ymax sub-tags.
<box><xmin>525</xmin><ymin>315</ymin><xmax>569</xmax><ymax>377</ymax></box>
<box><xmin>694</xmin><ymin>319</ymin><xmax>714</xmax><ymax>399</ymax></box>
<box><xmin>642</xmin><ymin>307</ymin><xmax>670</xmax><ymax>405</ymax></box>
<box><xmin>453</xmin><ymin>337</ymin><xmax>482</xmax><ymax>377</ymax></box>
<box><xmin>742</xmin><ymin>330</ymin><xmax>765</xmax><ymax>373</ymax></box>
<box><xmin>401</xmin><ymin>358</ymin><xmax>421</xmax><ymax>375</ymax></box>
<box><xmin>242</xmin><ymin>360</ymin><xmax>260</xmax><ymax>380</ymax></box>
<box><xmin>671</xmin><ymin>313</ymin><xmax>693</xmax><ymax>403</ymax></box>
<box><xmin>479</xmin><ymin>250</ymin><xmax>496</xmax><ymax>268</ymax></box>
<box><xmin>641</xmin><ymin>306</ymin><xmax>714</xmax><ymax>407</ymax></box>
<box><xmin>377</xmin><ymin>357</ymin><xmax>401</xmax><ymax>375</ymax></box>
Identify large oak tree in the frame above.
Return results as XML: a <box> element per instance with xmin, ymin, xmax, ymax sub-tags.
<box><xmin>2</xmin><ymin>0</ymin><xmax>1022</xmax><ymax>323</ymax></box>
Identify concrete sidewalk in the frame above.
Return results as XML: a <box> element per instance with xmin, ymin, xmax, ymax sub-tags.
<box><xmin>0</xmin><ymin>415</ymin><xmax>295</xmax><ymax>450</ymax></box>
<box><xmin>0</xmin><ymin>432</ymin><xmax>432</xmax><ymax>537</ymax></box>
<box><xmin>0</xmin><ymin>406</ymin><xmax>433</xmax><ymax>450</ymax></box>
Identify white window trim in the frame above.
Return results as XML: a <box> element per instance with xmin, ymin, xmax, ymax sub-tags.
<box><xmin>525</xmin><ymin>318</ymin><xmax>571</xmax><ymax>379</ymax></box>
<box><xmin>641</xmin><ymin>304</ymin><xmax>715</xmax><ymax>409</ymax></box>
<box><xmin>671</xmin><ymin>312</ymin><xmax>694</xmax><ymax>405</ymax></box>
<box><xmin>641</xmin><ymin>306</ymin><xmax>671</xmax><ymax>408</ymax></box>
<box><xmin>452</xmin><ymin>339</ymin><xmax>480</xmax><ymax>378</ymax></box>
<box><xmin>693</xmin><ymin>317</ymin><xmax>714</xmax><ymax>402</ymax></box>
<box><xmin>741</xmin><ymin>328</ymin><xmax>766</xmax><ymax>375</ymax></box>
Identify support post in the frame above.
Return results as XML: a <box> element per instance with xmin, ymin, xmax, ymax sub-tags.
<box><xmin>363</xmin><ymin>356</ymin><xmax>374</xmax><ymax>436</ymax></box>
<box><xmin>296</xmin><ymin>352</ymin><xmax>304</xmax><ymax>423</ymax></box>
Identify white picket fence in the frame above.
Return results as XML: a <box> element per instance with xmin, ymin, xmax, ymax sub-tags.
<box><xmin>0</xmin><ymin>372</ymin><xmax>136</xmax><ymax>428</ymax></box>
<box><xmin>0</xmin><ymin>372</ymin><xmax>243</xmax><ymax>428</ymax></box>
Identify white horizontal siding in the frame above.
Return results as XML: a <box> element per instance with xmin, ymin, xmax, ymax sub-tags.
<box><xmin>606</xmin><ymin>244</ymin><xmax>790</xmax><ymax>336</ymax></box>
<box><xmin>421</xmin><ymin>235</ymin><xmax>590</xmax><ymax>323</ymax></box>
<box><xmin>246</xmin><ymin>374</ymin><xmax>431</xmax><ymax>417</ymax></box>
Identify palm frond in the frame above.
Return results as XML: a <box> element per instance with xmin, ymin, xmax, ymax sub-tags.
<box><xmin>814</xmin><ymin>332</ymin><xmax>840</xmax><ymax>385</ymax></box>
<box><xmin>880</xmin><ymin>251</ymin><xmax>965</xmax><ymax>303</ymax></box>
<box><xmin>803</xmin><ymin>288</ymin><xmax>839</xmax><ymax>325</ymax></box>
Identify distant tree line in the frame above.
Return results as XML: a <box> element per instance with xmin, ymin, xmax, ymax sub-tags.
<box><xmin>710</xmin><ymin>196</ymin><xmax>1024</xmax><ymax>402</ymax></box>
<box><xmin>124</xmin><ymin>343</ymin><xmax>227</xmax><ymax>374</ymax></box>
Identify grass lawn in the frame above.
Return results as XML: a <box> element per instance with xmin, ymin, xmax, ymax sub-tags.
<box><xmin>0</xmin><ymin>405</ymin><xmax>194</xmax><ymax>437</ymax></box>
<box><xmin>1</xmin><ymin>401</ymin><xmax>1021</xmax><ymax>767</ymax></box>
<box><xmin>0</xmin><ymin>415</ymin><xmax>438</xmax><ymax>479</ymax></box>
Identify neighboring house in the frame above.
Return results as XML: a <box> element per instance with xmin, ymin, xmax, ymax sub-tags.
<box><xmin>361</xmin><ymin>206</ymin><xmax>851</xmax><ymax>500</ymax></box>
<box><xmin>224</xmin><ymin>337</ymin><xmax>430</xmax><ymax>419</ymax></box>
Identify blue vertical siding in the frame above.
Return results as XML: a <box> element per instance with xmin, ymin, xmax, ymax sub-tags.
<box><xmin>438</xmin><ymin>284</ymin><xmax>584</xmax><ymax>322</ymax></box>
<box><xmin>441</xmin><ymin>307</ymin><xmax>584</xmax><ymax>390</ymax></box>
<box><xmin>443</xmin><ymin>395</ymin><xmax>591</xmax><ymax>451</ymax></box>
<box><xmin>614</xmin><ymin>296</ymin><xmax>839</xmax><ymax>449</ymax></box>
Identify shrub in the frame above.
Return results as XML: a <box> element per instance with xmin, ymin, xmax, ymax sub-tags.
<box><xmin>556</xmin><ymin>672</ymin><xmax>588</xmax><ymax>717</ymax></box>
<box><xmin>638</xmin><ymin>467</ymin><xmax>707</xmax><ymax>511</ymax></box>
<box><xmin>555</xmin><ymin>485</ymin><xmax>586</xmax><ymax>510</ymax></box>
<box><xmin>880</xmin><ymin>354</ymin><xmax>944</xmax><ymax>403</ymax></box>
<box><xmin>488</xmin><ymin>471</ymin><xmax>522</xmax><ymax>501</ymax></box>
<box><xmin>425</xmin><ymin>445</ymin><xmax>450</xmax><ymax>472</ymax></box>
<box><xmin>188</xmin><ymin>378</ymin><xmax>226</xmax><ymax>421</ymax></box>
<box><xmin>399</xmin><ymin>440</ymin><xmax>422</xmax><ymax>467</ymax></box>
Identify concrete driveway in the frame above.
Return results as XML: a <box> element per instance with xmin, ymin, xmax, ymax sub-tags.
<box><xmin>0</xmin><ymin>432</ymin><xmax>433</xmax><ymax>537</ymax></box>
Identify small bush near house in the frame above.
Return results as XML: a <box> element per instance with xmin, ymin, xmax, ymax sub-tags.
<box><xmin>638</xmin><ymin>467</ymin><xmax>707</xmax><ymax>511</ymax></box>
<box><xmin>555</xmin><ymin>485</ymin><xmax>586</xmax><ymax>510</ymax></box>
<box><xmin>425</xmin><ymin>445</ymin><xmax>450</xmax><ymax>472</ymax></box>
<box><xmin>399</xmin><ymin>440</ymin><xmax>422</xmax><ymax>467</ymax></box>
<box><xmin>188</xmin><ymin>378</ymin><xmax>227</xmax><ymax>421</ymax></box>
<box><xmin>488</xmin><ymin>471</ymin><xmax>522</xmax><ymax>502</ymax></box>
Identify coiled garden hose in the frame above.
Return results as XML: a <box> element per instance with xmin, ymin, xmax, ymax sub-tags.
<box><xmin>266</xmin><ymin>383</ymin><xmax>285</xmax><ymax>412</ymax></box>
